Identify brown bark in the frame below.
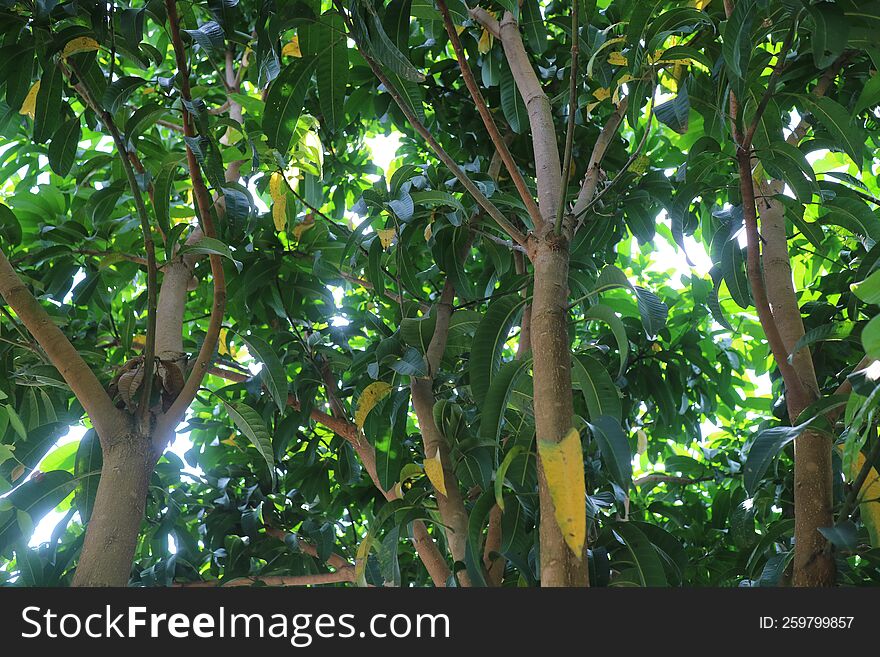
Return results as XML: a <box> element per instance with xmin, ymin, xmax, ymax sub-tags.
<box><xmin>410</xmin><ymin>282</ymin><xmax>472</xmax><ymax>585</ymax></box>
<box><xmin>177</xmin><ymin>570</ymin><xmax>356</xmax><ymax>587</ymax></box>
<box><xmin>531</xmin><ymin>235</ymin><xmax>588</xmax><ymax>586</ymax></box>
<box><xmin>72</xmin><ymin>429</ymin><xmax>153</xmax><ymax>586</ymax></box>
<box><xmin>740</xmin><ymin>49</ymin><xmax>844</xmax><ymax>587</ymax></box>
<box><xmin>0</xmin><ymin>250</ymin><xmax>127</xmax><ymax>441</ymax></box>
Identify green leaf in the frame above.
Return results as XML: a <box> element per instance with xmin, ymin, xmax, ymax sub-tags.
<box><xmin>500</xmin><ymin>62</ymin><xmax>528</xmax><ymax>134</ymax></box>
<box><xmin>583</xmin><ymin>304</ymin><xmax>629</xmax><ymax>379</ymax></box>
<box><xmin>862</xmin><ymin>314</ymin><xmax>880</xmax><ymax>359</ymax></box>
<box><xmin>363</xmin><ymin>6</ymin><xmax>424</xmax><ymax>83</ymax></box>
<box><xmin>263</xmin><ymin>58</ymin><xmax>317</xmax><ymax>153</ymax></box>
<box><xmin>760</xmin><ymin>142</ymin><xmax>817</xmax><ymax>203</ymax></box>
<box><xmin>73</xmin><ymin>429</ymin><xmax>102</xmax><ymax>525</ymax></box>
<box><xmin>464</xmin><ymin>491</ymin><xmax>495</xmax><ymax>586</ymax></box>
<box><xmin>469</xmin><ymin>296</ymin><xmax>526</xmax><ymax>405</ymax></box>
<box><xmin>722</xmin><ymin>0</ymin><xmax>754</xmax><ymax>82</ymax></box>
<box><xmin>800</xmin><ymin>96</ymin><xmax>865</xmax><ymax>167</ymax></box>
<box><xmin>480</xmin><ymin>357</ymin><xmax>533</xmax><ymax>444</ymax></box>
<box><xmin>102</xmin><ymin>76</ymin><xmax>147</xmax><ymax>114</ymax></box>
<box><xmin>852</xmin><ymin>268</ymin><xmax>880</xmax><ymax>304</ymax></box>
<box><xmin>219</xmin><ymin>399</ymin><xmax>276</xmax><ymax>487</ymax></box>
<box><xmin>180</xmin><ymin>237</ymin><xmax>242</xmax><ymax>271</ymax></box>
<box><xmin>808</xmin><ymin>1</ymin><xmax>849</xmax><ymax>69</ymax></box>
<box><xmin>521</xmin><ymin>0</ymin><xmax>548</xmax><ymax>54</ymax></box>
<box><xmin>33</xmin><ymin>64</ymin><xmax>63</xmax><ymax>144</ymax></box>
<box><xmin>611</xmin><ymin>521</ymin><xmax>668</xmax><ymax>586</ymax></box>
<box><xmin>312</xmin><ymin>14</ymin><xmax>348</xmax><ymax>132</ymax></box>
<box><xmin>821</xmin><ymin>196</ymin><xmax>880</xmax><ymax>243</ymax></box>
<box><xmin>853</xmin><ymin>73</ymin><xmax>880</xmax><ymax>116</ymax></box>
<box><xmin>572</xmin><ymin>354</ymin><xmax>622</xmax><ymax>422</ymax></box>
<box><xmin>634</xmin><ymin>286</ymin><xmax>669</xmax><ymax>338</ymax></box>
<box><xmin>744</xmin><ymin>420</ymin><xmax>814</xmax><ymax>495</ymax></box>
<box><xmin>183</xmin><ymin>21</ymin><xmax>226</xmax><ymax>59</ymax></box>
<box><xmin>587</xmin><ymin>415</ymin><xmax>631</xmax><ymax>491</ymax></box>
<box><xmin>237</xmin><ymin>334</ymin><xmax>288</xmax><ymax>414</ymax></box>
<box><xmin>0</xmin><ymin>470</ymin><xmax>74</xmax><ymax>553</ymax></box>
<box><xmin>721</xmin><ymin>233</ymin><xmax>751</xmax><ymax>309</ymax></box>
<box><xmin>494</xmin><ymin>446</ymin><xmax>524</xmax><ymax>511</ymax></box>
<box><xmin>47</xmin><ymin>116</ymin><xmax>81</xmax><ymax>177</ymax></box>
<box><xmin>789</xmin><ymin>321</ymin><xmax>856</xmax><ymax>362</ymax></box>
<box><xmin>654</xmin><ymin>85</ymin><xmax>689</xmax><ymax>134</ymax></box>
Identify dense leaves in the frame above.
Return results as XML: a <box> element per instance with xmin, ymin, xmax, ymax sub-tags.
<box><xmin>0</xmin><ymin>0</ymin><xmax>879</xmax><ymax>588</ymax></box>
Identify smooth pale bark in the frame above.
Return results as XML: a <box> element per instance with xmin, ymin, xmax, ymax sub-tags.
<box><xmin>497</xmin><ymin>12</ymin><xmax>562</xmax><ymax>226</ymax></box>
<box><xmin>757</xmin><ymin>178</ymin><xmax>833</xmax><ymax>586</ymax></box>
<box><xmin>72</xmin><ymin>431</ymin><xmax>154</xmax><ymax>586</ymax></box>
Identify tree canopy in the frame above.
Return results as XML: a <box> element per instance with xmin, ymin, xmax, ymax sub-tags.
<box><xmin>1</xmin><ymin>0</ymin><xmax>880</xmax><ymax>587</ymax></box>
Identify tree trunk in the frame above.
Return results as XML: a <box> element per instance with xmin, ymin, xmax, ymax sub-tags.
<box><xmin>72</xmin><ymin>430</ymin><xmax>155</xmax><ymax>587</ymax></box>
<box><xmin>757</xmin><ymin>179</ymin><xmax>834</xmax><ymax>586</ymax></box>
<box><xmin>531</xmin><ymin>234</ymin><xmax>588</xmax><ymax>586</ymax></box>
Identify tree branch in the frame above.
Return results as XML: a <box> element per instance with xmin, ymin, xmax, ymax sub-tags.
<box><xmin>473</xmin><ymin>8</ymin><xmax>562</xmax><ymax>227</ymax></box>
<box><xmin>155</xmin><ymin>0</ymin><xmax>228</xmax><ymax>445</ymax></box>
<box><xmin>436</xmin><ymin>0</ymin><xmax>543</xmax><ymax>231</ymax></box>
<box><xmin>555</xmin><ymin>0</ymin><xmax>580</xmax><ymax>234</ymax></box>
<box><xmin>175</xmin><ymin>570</ymin><xmax>356</xmax><ymax>587</ymax></box>
<box><xmin>333</xmin><ymin>1</ymin><xmax>529</xmax><ymax>249</ymax></box>
<box><xmin>0</xmin><ymin>249</ymin><xmax>127</xmax><ymax>441</ymax></box>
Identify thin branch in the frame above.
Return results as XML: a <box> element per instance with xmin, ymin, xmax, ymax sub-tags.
<box><xmin>333</xmin><ymin>1</ymin><xmax>529</xmax><ymax>249</ymax></box>
<box><xmin>156</xmin><ymin>0</ymin><xmax>228</xmax><ymax>442</ymax></box>
<box><xmin>571</xmin><ymin>96</ymin><xmax>631</xmax><ymax>230</ymax></box>
<box><xmin>436</xmin><ymin>0</ymin><xmax>543</xmax><ymax>231</ymax></box>
<box><xmin>741</xmin><ymin>18</ymin><xmax>799</xmax><ymax>151</ymax></box>
<box><xmin>0</xmin><ymin>249</ymin><xmax>126</xmax><ymax>441</ymax></box>
<box><xmin>62</xmin><ymin>58</ymin><xmax>159</xmax><ymax>426</ymax></box>
<box><xmin>555</xmin><ymin>0</ymin><xmax>580</xmax><ymax>235</ymax></box>
<box><xmin>174</xmin><ymin>570</ymin><xmax>356</xmax><ymax>587</ymax></box>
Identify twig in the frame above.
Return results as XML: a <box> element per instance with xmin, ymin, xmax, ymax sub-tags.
<box><xmin>333</xmin><ymin>0</ymin><xmax>529</xmax><ymax>250</ymax></box>
<box><xmin>555</xmin><ymin>0</ymin><xmax>579</xmax><ymax>235</ymax></box>
<box><xmin>156</xmin><ymin>0</ymin><xmax>228</xmax><ymax>442</ymax></box>
<box><xmin>436</xmin><ymin>0</ymin><xmax>543</xmax><ymax>231</ymax></box>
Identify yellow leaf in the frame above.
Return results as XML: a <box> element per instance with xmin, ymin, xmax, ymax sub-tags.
<box><xmin>455</xmin><ymin>25</ymin><xmax>466</xmax><ymax>36</ymax></box>
<box><xmin>617</xmin><ymin>73</ymin><xmax>636</xmax><ymax>86</ymax></box>
<box><xmin>61</xmin><ymin>36</ymin><xmax>100</xmax><ymax>58</ymax></box>
<box><xmin>218</xmin><ymin>328</ymin><xmax>229</xmax><ymax>356</ymax></box>
<box><xmin>424</xmin><ymin>220</ymin><xmax>433</xmax><ymax>242</ymax></box>
<box><xmin>377</xmin><ymin>228</ymin><xmax>396</xmax><ymax>249</ymax></box>
<box><xmin>273</xmin><ymin>195</ymin><xmax>287</xmax><ymax>232</ymax></box>
<box><xmin>478</xmin><ymin>28</ymin><xmax>493</xmax><ymax>54</ymax></box>
<box><xmin>19</xmin><ymin>81</ymin><xmax>40</xmax><ymax>119</ymax></box>
<box><xmin>282</xmin><ymin>36</ymin><xmax>302</xmax><ymax>58</ymax></box>
<box><xmin>424</xmin><ymin>450</ymin><xmax>447</xmax><ymax>497</ymax></box>
<box><xmin>354</xmin><ymin>381</ymin><xmax>392</xmax><ymax>428</ymax></box>
<box><xmin>142</xmin><ymin>86</ymin><xmax>156</xmax><ymax>95</ymax></box>
<box><xmin>593</xmin><ymin>87</ymin><xmax>610</xmax><ymax>101</ymax></box>
<box><xmin>132</xmin><ymin>335</ymin><xmax>146</xmax><ymax>348</ymax></box>
<box><xmin>636</xmin><ymin>429</ymin><xmax>648</xmax><ymax>455</ymax></box>
<box><xmin>630</xmin><ymin>155</ymin><xmax>650</xmax><ymax>175</ymax></box>
<box><xmin>292</xmin><ymin>213</ymin><xmax>315</xmax><ymax>241</ymax></box>
<box><xmin>845</xmin><ymin>450</ymin><xmax>880</xmax><ymax>547</ymax></box>
<box><xmin>221</xmin><ymin>433</ymin><xmax>239</xmax><ymax>448</ymax></box>
<box><xmin>269</xmin><ymin>172</ymin><xmax>285</xmax><ymax>202</ymax></box>
<box><xmin>537</xmin><ymin>427</ymin><xmax>586</xmax><ymax>557</ymax></box>
<box><xmin>607</xmin><ymin>51</ymin><xmax>627</xmax><ymax>66</ymax></box>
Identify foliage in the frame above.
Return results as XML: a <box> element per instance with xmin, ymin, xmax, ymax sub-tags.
<box><xmin>0</xmin><ymin>0</ymin><xmax>879</xmax><ymax>587</ymax></box>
